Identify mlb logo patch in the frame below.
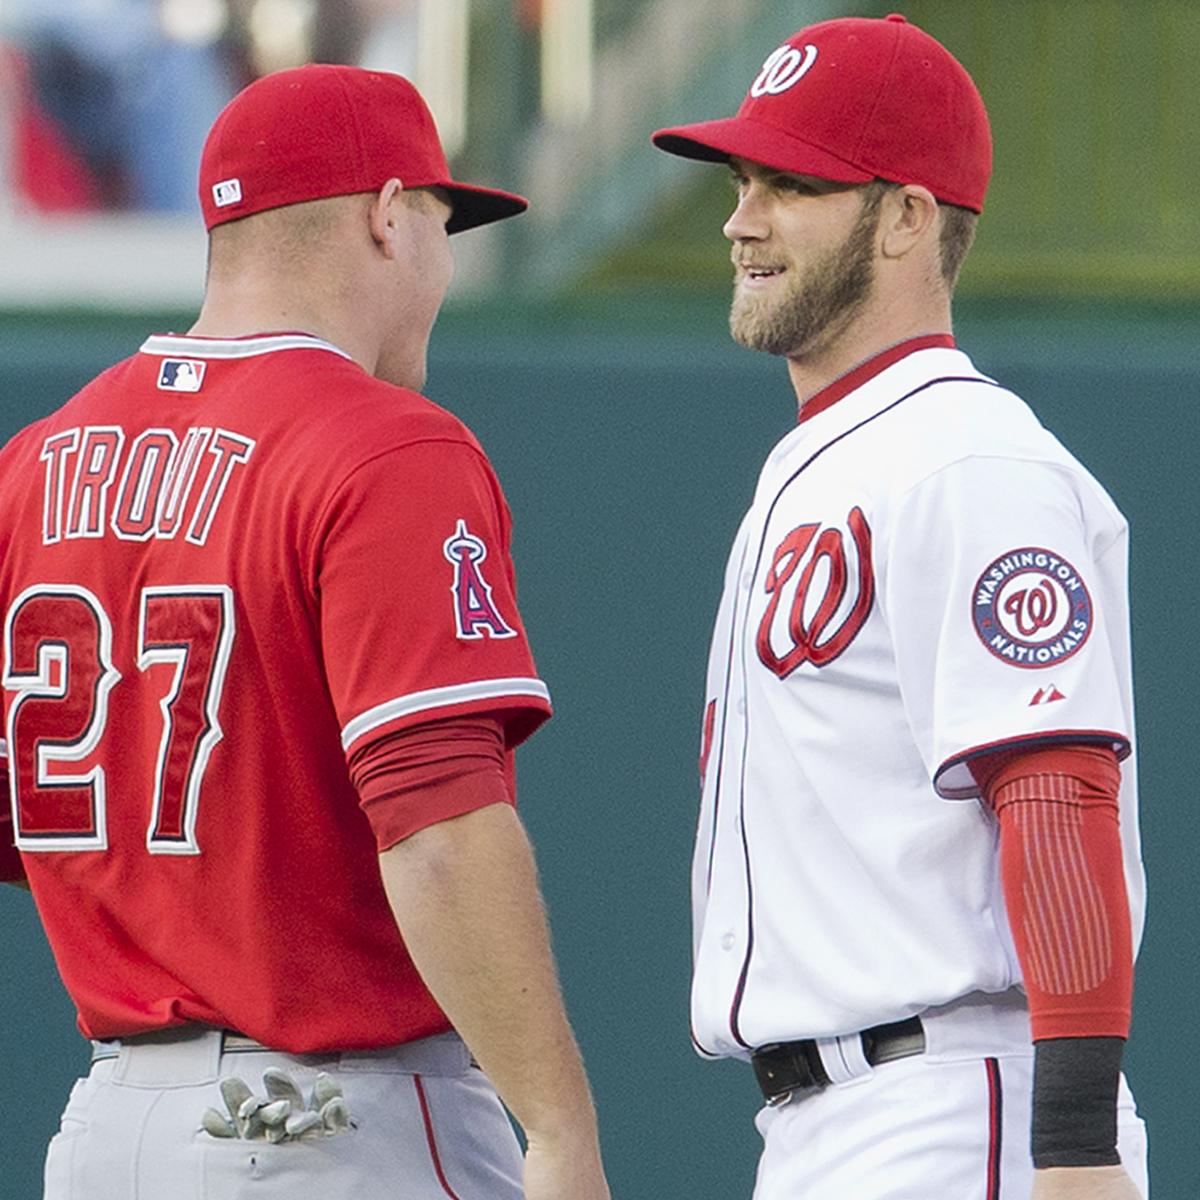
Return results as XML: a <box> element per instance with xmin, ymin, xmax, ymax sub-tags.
<box><xmin>212</xmin><ymin>178</ymin><xmax>242</xmax><ymax>208</ymax></box>
<box><xmin>157</xmin><ymin>359</ymin><xmax>207</xmax><ymax>393</ymax></box>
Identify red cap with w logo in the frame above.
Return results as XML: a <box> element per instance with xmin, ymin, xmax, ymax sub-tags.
<box><xmin>652</xmin><ymin>14</ymin><xmax>991</xmax><ymax>212</ymax></box>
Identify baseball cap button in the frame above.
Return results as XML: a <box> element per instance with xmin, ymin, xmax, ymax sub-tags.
<box><xmin>886</xmin><ymin>13</ymin><xmax>908</xmax><ymax>22</ymax></box>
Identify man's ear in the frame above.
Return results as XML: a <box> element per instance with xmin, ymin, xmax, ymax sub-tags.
<box><xmin>880</xmin><ymin>184</ymin><xmax>939</xmax><ymax>261</ymax></box>
<box><xmin>368</xmin><ymin>178</ymin><xmax>406</xmax><ymax>257</ymax></box>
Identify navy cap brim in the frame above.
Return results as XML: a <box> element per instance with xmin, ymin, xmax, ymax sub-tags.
<box><xmin>441</xmin><ymin>182</ymin><xmax>529</xmax><ymax>234</ymax></box>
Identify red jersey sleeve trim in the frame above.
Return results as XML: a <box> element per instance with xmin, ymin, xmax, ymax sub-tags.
<box><xmin>341</xmin><ymin>677</ymin><xmax>551</xmax><ymax>751</ymax></box>
<box><xmin>934</xmin><ymin>729</ymin><xmax>1130</xmax><ymax>799</ymax></box>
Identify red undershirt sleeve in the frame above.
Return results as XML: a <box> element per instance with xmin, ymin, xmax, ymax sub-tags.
<box><xmin>969</xmin><ymin>744</ymin><xmax>1132</xmax><ymax>1040</ymax></box>
<box><xmin>348</xmin><ymin>714</ymin><xmax>512</xmax><ymax>852</ymax></box>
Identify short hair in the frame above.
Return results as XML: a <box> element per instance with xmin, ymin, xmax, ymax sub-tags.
<box><xmin>864</xmin><ymin>180</ymin><xmax>977</xmax><ymax>290</ymax></box>
<box><xmin>937</xmin><ymin>203</ymin><xmax>978</xmax><ymax>288</ymax></box>
<box><xmin>205</xmin><ymin>194</ymin><xmax>352</xmax><ymax>282</ymax></box>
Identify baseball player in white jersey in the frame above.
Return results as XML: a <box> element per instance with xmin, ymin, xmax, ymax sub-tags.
<box><xmin>653</xmin><ymin>14</ymin><xmax>1148</xmax><ymax>1200</ymax></box>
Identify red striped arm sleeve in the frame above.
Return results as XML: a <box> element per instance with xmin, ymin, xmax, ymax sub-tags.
<box><xmin>970</xmin><ymin>744</ymin><xmax>1132</xmax><ymax>1040</ymax></box>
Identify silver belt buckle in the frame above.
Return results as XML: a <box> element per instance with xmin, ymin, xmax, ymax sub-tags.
<box><xmin>764</xmin><ymin>1087</ymin><xmax>795</xmax><ymax>1108</ymax></box>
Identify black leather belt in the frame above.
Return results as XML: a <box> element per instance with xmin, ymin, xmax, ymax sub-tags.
<box><xmin>751</xmin><ymin>1016</ymin><xmax>925</xmax><ymax>1105</ymax></box>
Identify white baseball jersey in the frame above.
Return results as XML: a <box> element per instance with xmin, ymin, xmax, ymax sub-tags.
<box><xmin>691</xmin><ymin>336</ymin><xmax>1146</xmax><ymax>1057</ymax></box>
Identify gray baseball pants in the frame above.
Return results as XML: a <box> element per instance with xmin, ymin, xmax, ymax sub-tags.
<box><xmin>43</xmin><ymin>1027</ymin><xmax>523</xmax><ymax>1199</ymax></box>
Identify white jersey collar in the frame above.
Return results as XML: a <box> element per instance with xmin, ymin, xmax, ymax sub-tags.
<box><xmin>139</xmin><ymin>331</ymin><xmax>354</xmax><ymax>361</ymax></box>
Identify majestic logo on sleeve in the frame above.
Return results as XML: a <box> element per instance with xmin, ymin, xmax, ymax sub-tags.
<box><xmin>756</xmin><ymin>507</ymin><xmax>874</xmax><ymax>679</ymax></box>
<box><xmin>973</xmin><ymin>548</ymin><xmax>1094</xmax><ymax>668</ymax></box>
<box><xmin>443</xmin><ymin>519</ymin><xmax>517</xmax><ymax>641</ymax></box>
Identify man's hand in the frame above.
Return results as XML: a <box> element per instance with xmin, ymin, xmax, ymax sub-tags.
<box><xmin>524</xmin><ymin>1128</ymin><xmax>610</xmax><ymax>1200</ymax></box>
<box><xmin>1032</xmin><ymin>1165</ymin><xmax>1142</xmax><ymax>1199</ymax></box>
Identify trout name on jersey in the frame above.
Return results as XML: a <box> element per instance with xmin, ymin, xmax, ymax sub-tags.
<box><xmin>39</xmin><ymin>425</ymin><xmax>256</xmax><ymax>547</ymax></box>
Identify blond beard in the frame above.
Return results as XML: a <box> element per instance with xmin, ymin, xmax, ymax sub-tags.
<box><xmin>729</xmin><ymin>187</ymin><xmax>883</xmax><ymax>359</ymax></box>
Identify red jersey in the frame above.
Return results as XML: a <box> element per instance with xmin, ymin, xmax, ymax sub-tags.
<box><xmin>0</xmin><ymin>332</ymin><xmax>551</xmax><ymax>1051</ymax></box>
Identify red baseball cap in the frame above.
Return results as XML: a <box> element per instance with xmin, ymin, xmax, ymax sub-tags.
<box><xmin>652</xmin><ymin>14</ymin><xmax>991</xmax><ymax>212</ymax></box>
<box><xmin>199</xmin><ymin>64</ymin><xmax>528</xmax><ymax>234</ymax></box>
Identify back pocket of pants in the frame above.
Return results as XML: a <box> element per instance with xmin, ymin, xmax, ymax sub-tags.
<box><xmin>43</xmin><ymin>1080</ymin><xmax>91</xmax><ymax>1200</ymax></box>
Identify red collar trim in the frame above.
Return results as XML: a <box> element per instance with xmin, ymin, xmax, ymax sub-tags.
<box><xmin>798</xmin><ymin>334</ymin><xmax>957</xmax><ymax>425</ymax></box>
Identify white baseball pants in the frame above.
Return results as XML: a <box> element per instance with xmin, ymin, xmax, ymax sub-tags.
<box><xmin>43</xmin><ymin>1029</ymin><xmax>523</xmax><ymax>1200</ymax></box>
<box><xmin>751</xmin><ymin>992</ymin><xmax>1149</xmax><ymax>1200</ymax></box>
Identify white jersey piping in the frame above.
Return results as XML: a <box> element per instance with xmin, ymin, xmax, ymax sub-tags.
<box><xmin>723</xmin><ymin>371</ymin><xmax>1003</xmax><ymax>1051</ymax></box>
<box><xmin>341</xmin><ymin>678</ymin><xmax>551</xmax><ymax>750</ymax></box>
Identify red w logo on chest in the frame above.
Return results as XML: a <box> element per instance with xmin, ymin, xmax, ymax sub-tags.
<box><xmin>755</xmin><ymin>506</ymin><xmax>874</xmax><ymax>678</ymax></box>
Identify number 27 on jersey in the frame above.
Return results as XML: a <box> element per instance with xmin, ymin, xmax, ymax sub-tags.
<box><xmin>3</xmin><ymin>584</ymin><xmax>234</xmax><ymax>856</ymax></box>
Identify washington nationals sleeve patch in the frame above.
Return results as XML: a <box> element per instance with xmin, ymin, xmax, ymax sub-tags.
<box><xmin>973</xmin><ymin>547</ymin><xmax>1094</xmax><ymax>668</ymax></box>
<box><xmin>443</xmin><ymin>519</ymin><xmax>517</xmax><ymax>641</ymax></box>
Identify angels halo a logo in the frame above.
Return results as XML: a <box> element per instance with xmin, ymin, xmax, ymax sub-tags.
<box><xmin>750</xmin><ymin>43</ymin><xmax>819</xmax><ymax>97</ymax></box>
<box><xmin>973</xmin><ymin>547</ymin><xmax>1094</xmax><ymax>669</ymax></box>
<box><xmin>443</xmin><ymin>518</ymin><xmax>517</xmax><ymax>641</ymax></box>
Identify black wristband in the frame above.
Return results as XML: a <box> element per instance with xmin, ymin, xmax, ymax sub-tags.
<box><xmin>1031</xmin><ymin>1036</ymin><xmax>1124</xmax><ymax>1168</ymax></box>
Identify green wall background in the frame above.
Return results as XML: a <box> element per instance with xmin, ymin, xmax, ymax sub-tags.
<box><xmin>0</xmin><ymin>295</ymin><xmax>1196</xmax><ymax>1198</ymax></box>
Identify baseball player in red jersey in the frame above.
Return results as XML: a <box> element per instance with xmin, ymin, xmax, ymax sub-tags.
<box><xmin>0</xmin><ymin>65</ymin><xmax>609</xmax><ymax>1200</ymax></box>
<box><xmin>653</xmin><ymin>15</ymin><xmax>1147</xmax><ymax>1200</ymax></box>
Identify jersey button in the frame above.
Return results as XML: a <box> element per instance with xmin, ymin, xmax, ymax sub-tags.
<box><xmin>741</xmin><ymin>571</ymin><xmax>753</xmax><ymax>590</ymax></box>
<box><xmin>721</xmin><ymin>932</ymin><xmax>735</xmax><ymax>950</ymax></box>
<box><xmin>736</xmin><ymin>697</ymin><xmax>747</xmax><ymax>715</ymax></box>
